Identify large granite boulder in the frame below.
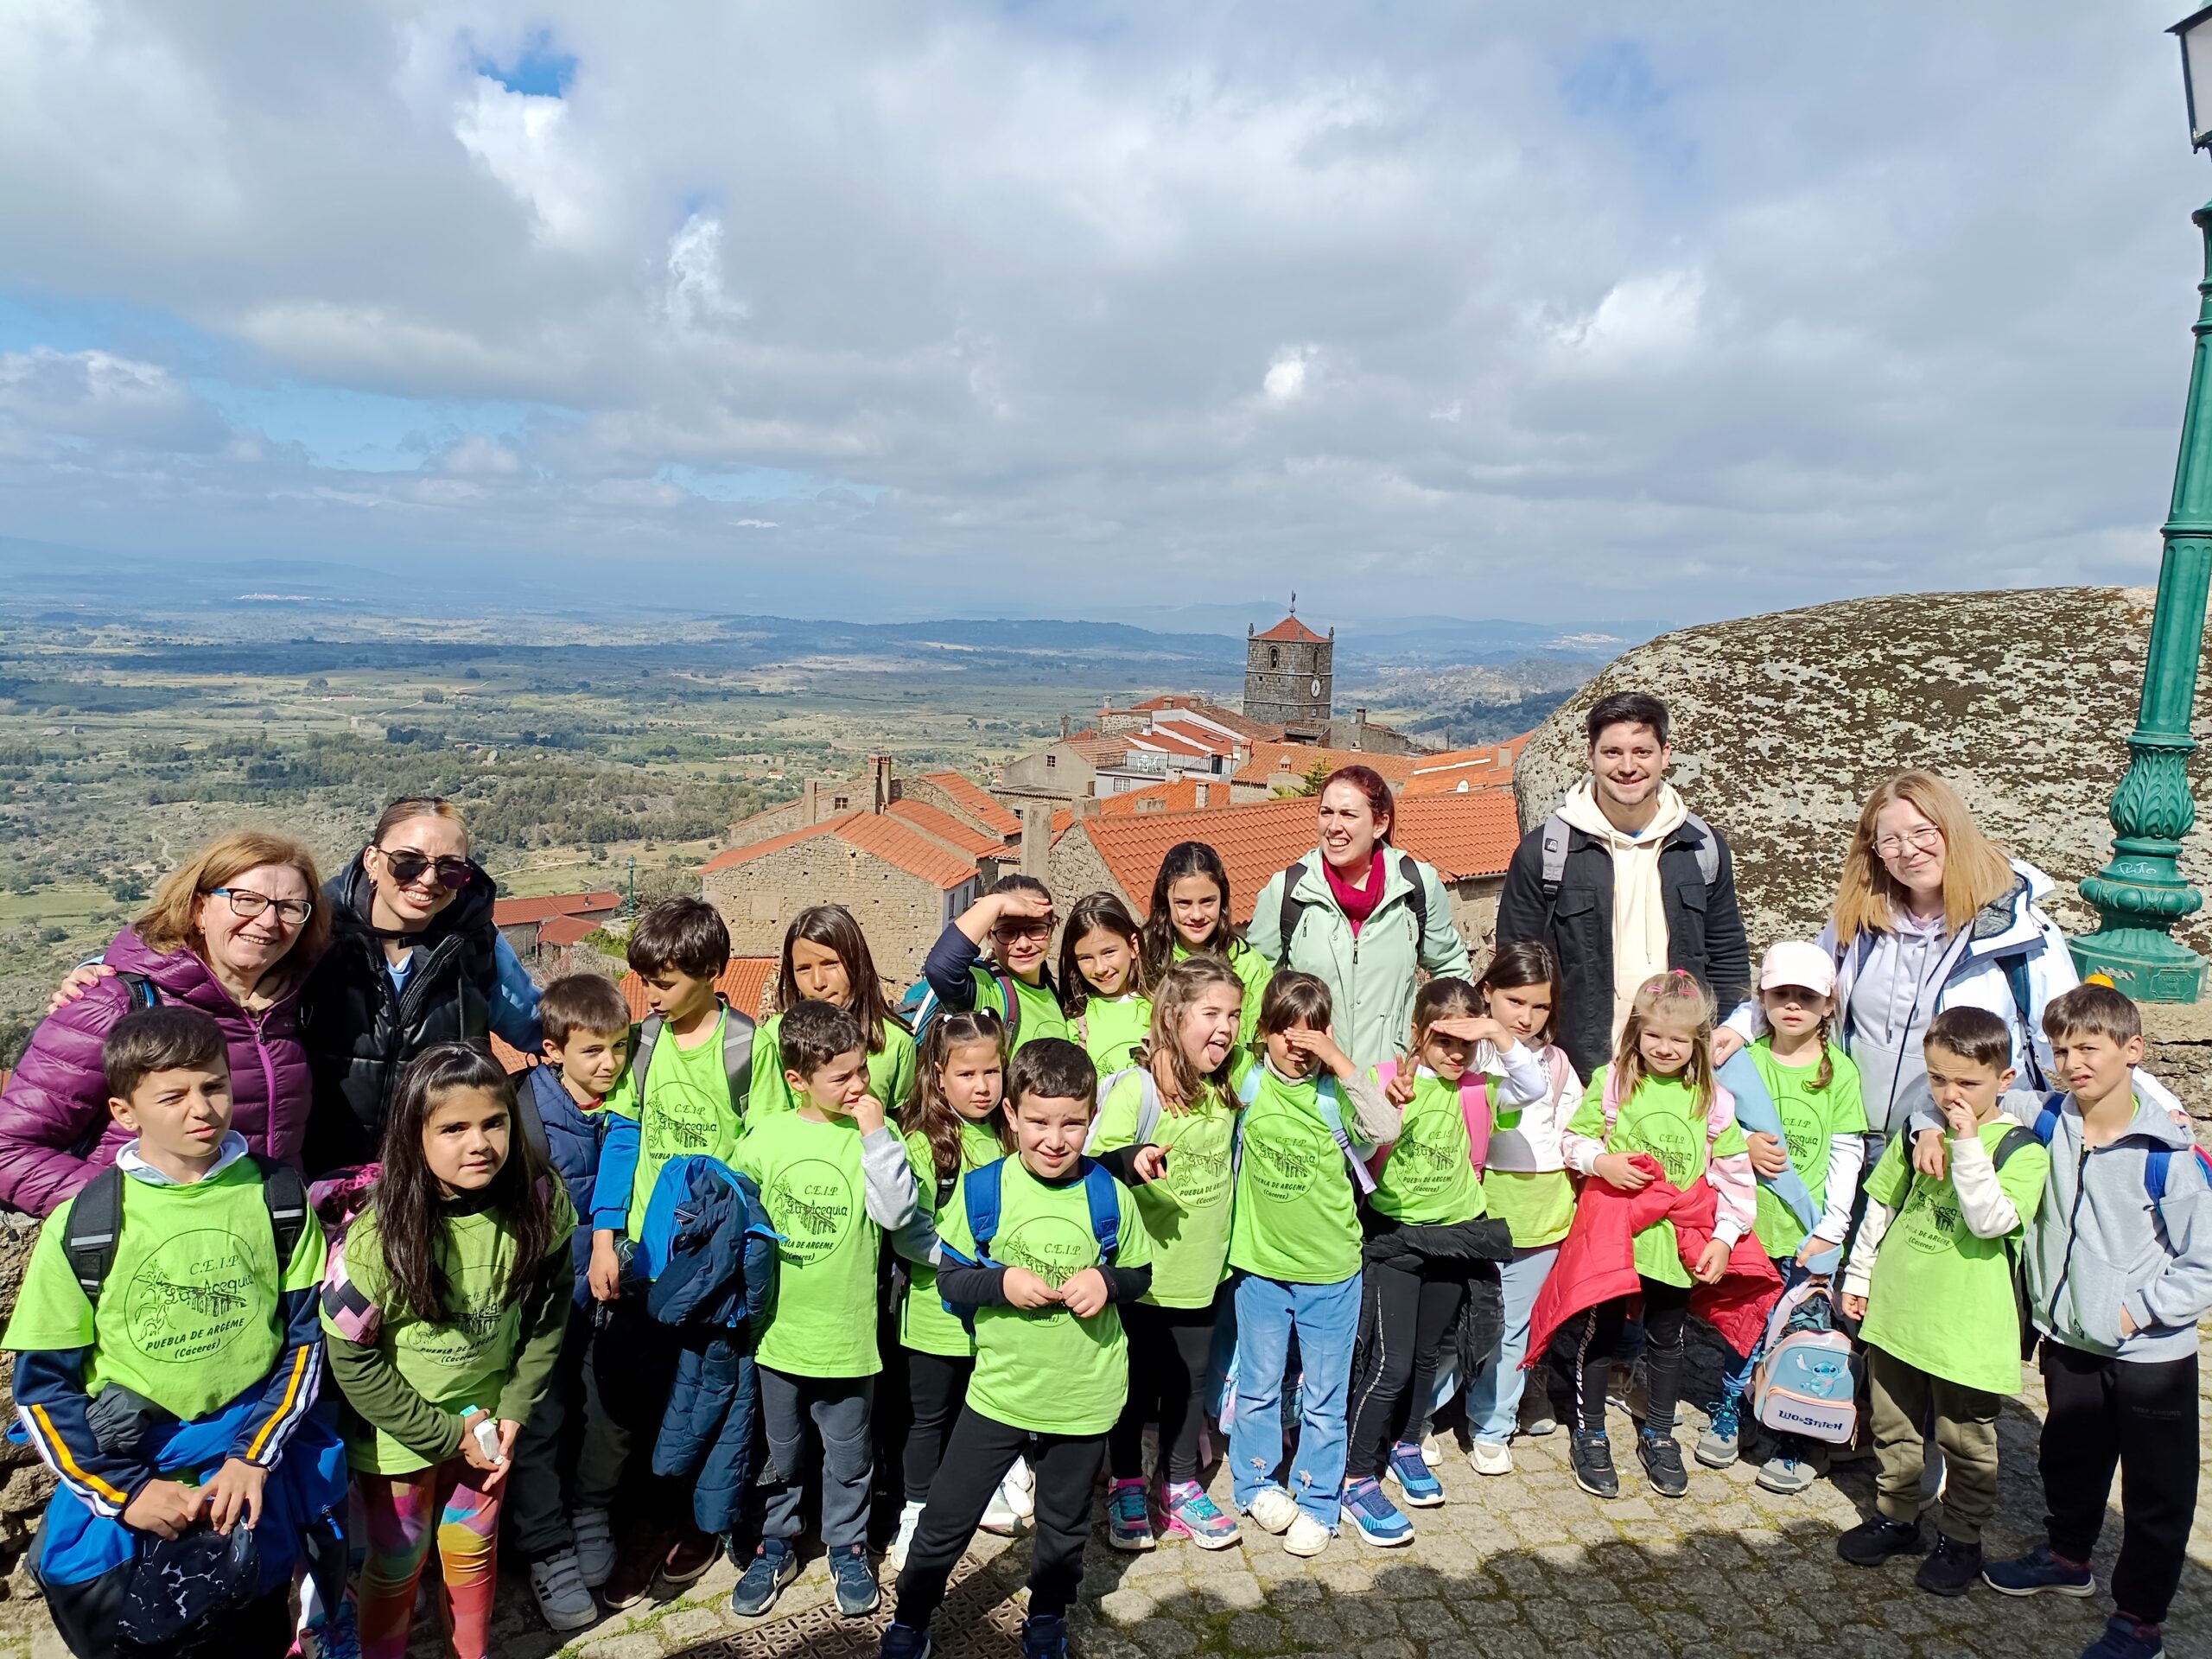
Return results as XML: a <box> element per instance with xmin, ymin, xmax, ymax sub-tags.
<box><xmin>1513</xmin><ymin>587</ymin><xmax>2212</xmax><ymax>960</ymax></box>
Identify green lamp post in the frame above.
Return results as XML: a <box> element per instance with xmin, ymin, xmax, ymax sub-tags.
<box><xmin>2070</xmin><ymin>6</ymin><xmax>2212</xmax><ymax>1001</ymax></box>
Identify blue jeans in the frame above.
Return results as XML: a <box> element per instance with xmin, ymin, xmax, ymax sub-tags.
<box><xmin>1466</xmin><ymin>1243</ymin><xmax>1560</xmax><ymax>1445</ymax></box>
<box><xmin>1230</xmin><ymin>1272</ymin><xmax>1361</xmax><ymax>1529</ymax></box>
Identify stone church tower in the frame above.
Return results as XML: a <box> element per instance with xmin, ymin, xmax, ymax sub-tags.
<box><xmin>1244</xmin><ymin>606</ymin><xmax>1333</xmax><ymax>739</ymax></box>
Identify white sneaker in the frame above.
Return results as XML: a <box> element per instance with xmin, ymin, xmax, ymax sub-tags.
<box><xmin>1469</xmin><ymin>1440</ymin><xmax>1513</xmax><ymax>1477</ymax></box>
<box><xmin>529</xmin><ymin>1549</ymin><xmax>599</xmax><ymax>1632</ymax></box>
<box><xmin>888</xmin><ymin>1500</ymin><xmax>925</xmax><ymax>1571</ymax></box>
<box><xmin>1244</xmin><ymin>1487</ymin><xmax>1300</xmax><ymax>1535</ymax></box>
<box><xmin>1281</xmin><ymin>1514</ymin><xmax>1332</xmax><ymax>1557</ymax></box>
<box><xmin>1003</xmin><ymin>1457</ymin><xmax>1036</xmax><ymax>1520</ymax></box>
<box><xmin>981</xmin><ymin>1478</ymin><xmax>1024</xmax><ymax>1535</ymax></box>
<box><xmin>1420</xmin><ymin>1432</ymin><xmax>1444</xmax><ymax>1468</ymax></box>
<box><xmin>571</xmin><ymin>1507</ymin><xmax>614</xmax><ymax>1588</ymax></box>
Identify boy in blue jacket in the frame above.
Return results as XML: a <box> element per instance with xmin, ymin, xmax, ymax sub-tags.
<box><xmin>507</xmin><ymin>973</ymin><xmax>634</xmax><ymax>1632</ymax></box>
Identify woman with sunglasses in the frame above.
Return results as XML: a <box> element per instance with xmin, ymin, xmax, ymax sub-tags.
<box><xmin>296</xmin><ymin>796</ymin><xmax>543</xmax><ymax>1175</ymax></box>
<box><xmin>0</xmin><ymin>830</ymin><xmax>331</xmax><ymax>1215</ymax></box>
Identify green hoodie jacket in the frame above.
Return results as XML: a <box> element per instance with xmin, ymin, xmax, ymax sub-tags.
<box><xmin>1246</xmin><ymin>846</ymin><xmax>1471</xmax><ymax>1071</ymax></box>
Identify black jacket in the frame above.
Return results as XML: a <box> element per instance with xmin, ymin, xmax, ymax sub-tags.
<box><xmin>297</xmin><ymin>854</ymin><xmax>502</xmax><ymax>1175</ymax></box>
<box><xmin>1494</xmin><ymin>810</ymin><xmax>1750</xmax><ymax>1082</ymax></box>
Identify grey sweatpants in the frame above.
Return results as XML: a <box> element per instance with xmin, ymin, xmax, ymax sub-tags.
<box><xmin>507</xmin><ymin>1306</ymin><xmax>632</xmax><ymax>1560</ymax></box>
<box><xmin>758</xmin><ymin>1366</ymin><xmax>875</xmax><ymax>1549</ymax></box>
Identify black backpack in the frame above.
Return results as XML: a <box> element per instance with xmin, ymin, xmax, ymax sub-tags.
<box><xmin>1276</xmin><ymin>850</ymin><xmax>1429</xmax><ymax>957</ymax></box>
<box><xmin>62</xmin><ymin>1155</ymin><xmax>310</xmax><ymax>1306</ymax></box>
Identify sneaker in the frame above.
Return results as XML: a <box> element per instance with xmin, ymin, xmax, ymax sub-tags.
<box><xmin>881</xmin><ymin>1623</ymin><xmax>933</xmax><ymax>1659</ymax></box>
<box><xmin>1757</xmin><ymin>1451</ymin><xmax>1816</xmax><ymax>1495</ymax></box>
<box><xmin>1915</xmin><ymin>1535</ymin><xmax>1982</xmax><ymax>1599</ymax></box>
<box><xmin>1385</xmin><ymin>1442</ymin><xmax>1445</xmax><ymax>1508</ymax></box>
<box><xmin>2079</xmin><ymin>1615</ymin><xmax>2166</xmax><ymax>1659</ymax></box>
<box><xmin>730</xmin><ymin>1539</ymin><xmax>799</xmax><ymax>1618</ymax></box>
<box><xmin>1419</xmin><ymin>1431</ymin><xmax>1444</xmax><ymax>1467</ymax></box>
<box><xmin>660</xmin><ymin>1526</ymin><xmax>721</xmax><ymax>1588</ymax></box>
<box><xmin>1984</xmin><ymin>1543</ymin><xmax>2097</xmax><ymax>1599</ymax></box>
<box><xmin>1520</xmin><ymin>1370</ymin><xmax>1558</xmax><ymax>1437</ymax></box>
<box><xmin>308</xmin><ymin>1597</ymin><xmax>361</xmax><ymax>1659</ymax></box>
<box><xmin>1244</xmin><ymin>1486</ymin><xmax>1300</xmax><ymax>1535</ymax></box>
<box><xmin>830</xmin><ymin>1542</ymin><xmax>880</xmax><ymax>1618</ymax></box>
<box><xmin>1339</xmin><ymin>1477</ymin><xmax>1414</xmax><ymax>1547</ymax></box>
<box><xmin>1161</xmin><ymin>1480</ymin><xmax>1241</xmax><ymax>1549</ymax></box>
<box><xmin>600</xmin><ymin>1523</ymin><xmax>677</xmax><ymax>1611</ymax></box>
<box><xmin>1003</xmin><ymin>1457</ymin><xmax>1037</xmax><ymax>1520</ymax></box>
<box><xmin>1469</xmin><ymin>1440</ymin><xmax>1513</xmax><ymax>1477</ymax></box>
<box><xmin>572</xmin><ymin>1506</ymin><xmax>615</xmax><ymax>1588</ymax></box>
<box><xmin>1637</xmin><ymin>1431</ymin><xmax>1689</xmax><ymax>1498</ymax></box>
<box><xmin>1607</xmin><ymin>1361</ymin><xmax>1649</xmax><ymax>1424</ymax></box>
<box><xmin>1105</xmin><ymin>1478</ymin><xmax>1154</xmax><ymax>1553</ymax></box>
<box><xmin>1021</xmin><ymin>1614</ymin><xmax>1070</xmax><ymax>1659</ymax></box>
<box><xmin>528</xmin><ymin>1549</ymin><xmax>598</xmax><ymax>1632</ymax></box>
<box><xmin>980</xmin><ymin>1478</ymin><xmax>1023</xmax><ymax>1535</ymax></box>
<box><xmin>887</xmin><ymin>1500</ymin><xmax>925</xmax><ymax>1573</ymax></box>
<box><xmin>1281</xmin><ymin>1513</ymin><xmax>1332</xmax><ymax>1557</ymax></box>
<box><xmin>1837</xmin><ymin>1516</ymin><xmax>1928</xmax><ymax>1567</ymax></box>
<box><xmin>1570</xmin><ymin>1430</ymin><xmax>1618</xmax><ymax>1500</ymax></box>
<box><xmin>1694</xmin><ymin>1395</ymin><xmax>1741</xmax><ymax>1469</ymax></box>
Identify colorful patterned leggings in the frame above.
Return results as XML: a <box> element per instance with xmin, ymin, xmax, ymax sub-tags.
<box><xmin>352</xmin><ymin>1459</ymin><xmax>502</xmax><ymax>1659</ymax></box>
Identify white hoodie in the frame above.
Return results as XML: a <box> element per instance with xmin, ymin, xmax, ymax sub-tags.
<box><xmin>1555</xmin><ymin>777</ymin><xmax>1689</xmax><ymax>1045</ymax></box>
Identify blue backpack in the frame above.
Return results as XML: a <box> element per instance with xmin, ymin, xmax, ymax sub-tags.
<box><xmin>899</xmin><ymin>966</ymin><xmax>1021</xmax><ymax>1047</ymax></box>
<box><xmin>1231</xmin><ymin>1069</ymin><xmax>1377</xmax><ymax>1198</ymax></box>
<box><xmin>938</xmin><ymin>1156</ymin><xmax>1121</xmax><ymax>1333</ymax></box>
<box><xmin>2027</xmin><ymin>1094</ymin><xmax>2212</xmax><ymax>1236</ymax></box>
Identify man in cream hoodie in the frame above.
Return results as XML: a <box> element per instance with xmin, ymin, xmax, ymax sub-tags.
<box><xmin>1497</xmin><ymin>691</ymin><xmax>1749</xmax><ymax>1080</ymax></box>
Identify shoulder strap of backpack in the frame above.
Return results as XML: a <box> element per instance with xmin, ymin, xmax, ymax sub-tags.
<box><xmin>1681</xmin><ymin>812</ymin><xmax>1721</xmax><ymax>887</ymax></box>
<box><xmin>720</xmin><ymin>1004</ymin><xmax>756</xmax><ymax>1118</ymax></box>
<box><xmin>631</xmin><ymin>1014</ymin><xmax>665</xmax><ymax>1098</ymax></box>
<box><xmin>62</xmin><ymin>1165</ymin><xmax>126</xmax><ymax>1305</ymax></box>
<box><xmin>2031</xmin><ymin>1092</ymin><xmax>2065</xmax><ymax>1147</ymax></box>
<box><xmin>1135</xmin><ymin>1069</ymin><xmax>1163</xmax><ymax>1148</ymax></box>
<box><xmin>1313</xmin><ymin>1076</ymin><xmax>1377</xmax><ymax>1197</ymax></box>
<box><xmin>112</xmin><ymin>971</ymin><xmax>158</xmax><ymax>1011</ymax></box>
<box><xmin>1991</xmin><ymin>1125</ymin><xmax>2041</xmax><ymax>1173</ymax></box>
<box><xmin>1395</xmin><ymin>852</ymin><xmax>1429</xmax><ymax>942</ymax></box>
<box><xmin>251</xmin><ymin>1154</ymin><xmax>310</xmax><ymax>1268</ymax></box>
<box><xmin>989</xmin><ymin>969</ymin><xmax>1021</xmax><ymax>1045</ymax></box>
<box><xmin>963</xmin><ymin>1159</ymin><xmax>1007</xmax><ymax>1261</ymax></box>
<box><xmin>1079</xmin><ymin>1159</ymin><xmax>1122</xmax><ymax>1262</ymax></box>
<box><xmin>2000</xmin><ymin>953</ymin><xmax>2045</xmax><ymax>1087</ymax></box>
<box><xmin>1458</xmin><ymin>1068</ymin><xmax>1492</xmax><ymax>1177</ymax></box>
<box><xmin>1539</xmin><ymin>813</ymin><xmax>1572</xmax><ymax>894</ymax></box>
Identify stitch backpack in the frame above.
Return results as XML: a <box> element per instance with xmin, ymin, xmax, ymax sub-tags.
<box><xmin>1751</xmin><ymin>1279</ymin><xmax>1859</xmax><ymax>1445</ymax></box>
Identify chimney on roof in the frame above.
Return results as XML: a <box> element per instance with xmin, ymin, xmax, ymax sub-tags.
<box><xmin>803</xmin><ymin>779</ymin><xmax>820</xmax><ymax>821</ymax></box>
<box><xmin>1195</xmin><ymin>782</ymin><xmax>1209</xmax><ymax>808</ymax></box>
<box><xmin>1076</xmin><ymin>795</ymin><xmax>1102</xmax><ymax>821</ymax></box>
<box><xmin>871</xmin><ymin>753</ymin><xmax>893</xmax><ymax>814</ymax></box>
<box><xmin>1019</xmin><ymin>803</ymin><xmax>1052</xmax><ymax>878</ymax></box>
<box><xmin>1060</xmin><ymin>714</ymin><xmax>1071</xmax><ymax>739</ymax></box>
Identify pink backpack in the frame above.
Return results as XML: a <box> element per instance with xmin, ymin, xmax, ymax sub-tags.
<box><xmin>1366</xmin><ymin>1062</ymin><xmax>1493</xmax><ymax>1182</ymax></box>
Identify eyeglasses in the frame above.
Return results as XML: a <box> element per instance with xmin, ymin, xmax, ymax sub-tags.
<box><xmin>378</xmin><ymin>849</ymin><xmax>474</xmax><ymax>890</ymax></box>
<box><xmin>208</xmin><ymin>887</ymin><xmax>315</xmax><ymax>927</ymax></box>
<box><xmin>1872</xmin><ymin>826</ymin><xmax>1944</xmax><ymax>860</ymax></box>
<box><xmin>991</xmin><ymin>917</ymin><xmax>1055</xmax><ymax>943</ymax></box>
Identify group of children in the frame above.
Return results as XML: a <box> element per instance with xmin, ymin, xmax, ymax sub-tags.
<box><xmin>4</xmin><ymin>856</ymin><xmax>2205</xmax><ymax>1659</ymax></box>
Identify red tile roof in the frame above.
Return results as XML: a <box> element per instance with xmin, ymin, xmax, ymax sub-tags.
<box><xmin>920</xmin><ymin>772</ymin><xmax>1022</xmax><ymax>839</ymax></box>
<box><xmin>1254</xmin><ymin>614</ymin><xmax>1328</xmax><ymax>645</ymax></box>
<box><xmin>1071</xmin><ymin>787</ymin><xmax>1517</xmax><ymax>922</ymax></box>
<box><xmin>537</xmin><ymin>914</ymin><xmax>605</xmax><ymax>949</ymax></box>
<box><xmin>1400</xmin><ymin>733</ymin><xmax>1536</xmax><ymax>797</ymax></box>
<box><xmin>888</xmin><ymin>798</ymin><xmax>1005</xmax><ymax>860</ymax></box>
<box><xmin>1233</xmin><ymin>742</ymin><xmax>1421</xmax><ymax>791</ymax></box>
<box><xmin>620</xmin><ymin>958</ymin><xmax>779</xmax><ymax>1023</ymax></box>
<box><xmin>493</xmin><ymin>890</ymin><xmax>620</xmax><ymax>927</ymax></box>
<box><xmin>702</xmin><ymin>811</ymin><xmax>976</xmax><ymax>891</ymax></box>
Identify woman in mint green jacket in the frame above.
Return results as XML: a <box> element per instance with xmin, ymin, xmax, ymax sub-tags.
<box><xmin>1244</xmin><ymin>766</ymin><xmax>1471</xmax><ymax>1071</ymax></box>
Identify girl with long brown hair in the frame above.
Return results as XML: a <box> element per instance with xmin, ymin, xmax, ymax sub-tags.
<box><xmin>753</xmin><ymin>903</ymin><xmax>918</xmax><ymax>1116</ymax></box>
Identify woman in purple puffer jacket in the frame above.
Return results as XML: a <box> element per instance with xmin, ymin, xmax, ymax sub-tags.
<box><xmin>0</xmin><ymin>830</ymin><xmax>328</xmax><ymax>1216</ymax></box>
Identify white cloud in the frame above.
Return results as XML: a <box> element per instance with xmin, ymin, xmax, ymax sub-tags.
<box><xmin>1262</xmin><ymin>346</ymin><xmax>1313</xmax><ymax>404</ymax></box>
<box><xmin>0</xmin><ymin>348</ymin><xmax>227</xmax><ymax>448</ymax></box>
<box><xmin>665</xmin><ymin>210</ymin><xmax>747</xmax><ymax>329</ymax></box>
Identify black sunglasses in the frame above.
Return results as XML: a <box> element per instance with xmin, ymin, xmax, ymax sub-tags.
<box><xmin>378</xmin><ymin>849</ymin><xmax>474</xmax><ymax>890</ymax></box>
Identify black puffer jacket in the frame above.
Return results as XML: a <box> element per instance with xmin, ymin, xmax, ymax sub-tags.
<box><xmin>298</xmin><ymin>854</ymin><xmax>502</xmax><ymax>1175</ymax></box>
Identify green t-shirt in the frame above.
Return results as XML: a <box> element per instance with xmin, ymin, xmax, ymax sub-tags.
<box><xmin>731</xmin><ymin>1111</ymin><xmax>887</xmax><ymax>1378</ymax></box>
<box><xmin>1090</xmin><ymin>1070</ymin><xmax>1236</xmax><ymax>1307</ymax></box>
<box><xmin>1173</xmin><ymin>938</ymin><xmax>1274</xmax><ymax>1045</ymax></box>
<box><xmin>604</xmin><ymin>1009</ymin><xmax>743</xmax><ymax>1237</ymax></box>
<box><xmin>938</xmin><ymin>1156</ymin><xmax>1154</xmax><ymax>1435</ymax></box>
<box><xmin>1567</xmin><ymin>1066</ymin><xmax>1748</xmax><ymax>1289</ymax></box>
<box><xmin>1750</xmin><ymin>1040</ymin><xmax>1869</xmax><ymax>1259</ymax></box>
<box><xmin>899</xmin><ymin>1118</ymin><xmax>1008</xmax><ymax>1357</ymax></box>
<box><xmin>749</xmin><ymin>1011</ymin><xmax>919</xmax><ymax>1120</ymax></box>
<box><xmin>1369</xmin><ymin>1070</ymin><xmax>1487</xmax><ymax>1226</ymax></box>
<box><xmin>1484</xmin><ymin>1170</ymin><xmax>1577</xmax><ymax>1249</ymax></box>
<box><xmin>5</xmin><ymin>1159</ymin><xmax>327</xmax><ymax>1425</ymax></box>
<box><xmin>1228</xmin><ymin>1065</ymin><xmax>1364</xmax><ymax>1285</ymax></box>
<box><xmin>987</xmin><ymin>969</ymin><xmax>1071</xmax><ymax>1052</ymax></box>
<box><xmin>1077</xmin><ymin>994</ymin><xmax>1153</xmax><ymax>1080</ymax></box>
<box><xmin>328</xmin><ymin>1188</ymin><xmax>575</xmax><ymax>1474</ymax></box>
<box><xmin>1860</xmin><ymin>1119</ymin><xmax>2048</xmax><ymax>1395</ymax></box>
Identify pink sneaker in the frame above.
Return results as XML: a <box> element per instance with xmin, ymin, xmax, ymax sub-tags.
<box><xmin>1161</xmin><ymin>1480</ymin><xmax>1243</xmax><ymax>1550</ymax></box>
<box><xmin>1106</xmin><ymin>1478</ymin><xmax>1154</xmax><ymax>1552</ymax></box>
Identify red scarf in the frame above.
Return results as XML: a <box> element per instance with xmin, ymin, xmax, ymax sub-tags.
<box><xmin>1324</xmin><ymin>848</ymin><xmax>1386</xmax><ymax>935</ymax></box>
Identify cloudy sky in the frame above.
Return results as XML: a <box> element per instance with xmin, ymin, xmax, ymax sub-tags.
<box><xmin>1</xmin><ymin>2</ymin><xmax>2205</xmax><ymax>627</ymax></box>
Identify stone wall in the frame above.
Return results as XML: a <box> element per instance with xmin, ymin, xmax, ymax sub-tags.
<box><xmin>703</xmin><ymin>845</ymin><xmax>954</xmax><ymax>985</ymax></box>
<box><xmin>0</xmin><ymin>1212</ymin><xmax>52</xmax><ymax>1599</ymax></box>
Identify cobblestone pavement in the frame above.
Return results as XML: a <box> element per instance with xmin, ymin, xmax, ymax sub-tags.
<box><xmin>9</xmin><ymin>1343</ymin><xmax>2207</xmax><ymax>1659</ymax></box>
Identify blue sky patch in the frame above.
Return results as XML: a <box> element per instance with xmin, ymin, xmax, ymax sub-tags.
<box><xmin>473</xmin><ymin>29</ymin><xmax>577</xmax><ymax>98</ymax></box>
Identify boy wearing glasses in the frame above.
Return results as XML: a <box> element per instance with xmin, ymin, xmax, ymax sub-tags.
<box><xmin>918</xmin><ymin>874</ymin><xmax>1071</xmax><ymax>1053</ymax></box>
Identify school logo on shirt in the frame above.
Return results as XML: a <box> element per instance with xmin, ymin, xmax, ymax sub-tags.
<box><xmin>1167</xmin><ymin>1141</ymin><xmax>1230</xmax><ymax>1211</ymax></box>
<box><xmin>1897</xmin><ymin>1183</ymin><xmax>1962</xmax><ymax>1254</ymax></box>
<box><xmin>1244</xmin><ymin>1121</ymin><xmax>1323</xmax><ymax>1203</ymax></box>
<box><xmin>1778</xmin><ymin>1099</ymin><xmax>1824</xmax><ymax>1175</ymax></box>
<box><xmin>995</xmin><ymin>1214</ymin><xmax>1097</xmax><ymax>1323</ymax></box>
<box><xmin>124</xmin><ymin>1230</ymin><xmax>256</xmax><ymax>1365</ymax></box>
<box><xmin>644</xmin><ymin>1077</ymin><xmax>731</xmax><ymax>1160</ymax></box>
<box><xmin>768</xmin><ymin>1160</ymin><xmax>855</xmax><ymax>1265</ymax></box>
<box><xmin>1386</xmin><ymin>1127</ymin><xmax>1459</xmax><ymax>1196</ymax></box>
<box><xmin>402</xmin><ymin>1289</ymin><xmax>510</xmax><ymax>1365</ymax></box>
<box><xmin>1635</xmin><ymin>1116</ymin><xmax>1698</xmax><ymax>1188</ymax></box>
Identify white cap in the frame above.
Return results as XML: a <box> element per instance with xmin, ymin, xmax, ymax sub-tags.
<box><xmin>1758</xmin><ymin>940</ymin><xmax>1836</xmax><ymax>998</ymax></box>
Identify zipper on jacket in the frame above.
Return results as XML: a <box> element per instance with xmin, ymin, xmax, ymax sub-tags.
<box><xmin>2043</xmin><ymin>1139</ymin><xmax>2093</xmax><ymax>1342</ymax></box>
<box><xmin>376</xmin><ymin>933</ymin><xmax>469</xmax><ymax>1128</ymax></box>
<box><xmin>251</xmin><ymin>1006</ymin><xmax>280</xmax><ymax>1155</ymax></box>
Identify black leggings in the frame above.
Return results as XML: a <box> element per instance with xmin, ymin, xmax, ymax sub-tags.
<box><xmin>1556</xmin><ymin>1278</ymin><xmax>1693</xmax><ymax>1437</ymax></box>
<box><xmin>1108</xmin><ymin>1300</ymin><xmax>1218</xmax><ymax>1484</ymax></box>
<box><xmin>895</xmin><ymin>1407</ymin><xmax>1104</xmax><ymax>1627</ymax></box>
<box><xmin>1348</xmin><ymin>1255</ymin><xmax>1465</xmax><ymax>1478</ymax></box>
<box><xmin>901</xmin><ymin>1351</ymin><xmax>975</xmax><ymax>1503</ymax></box>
